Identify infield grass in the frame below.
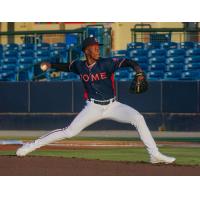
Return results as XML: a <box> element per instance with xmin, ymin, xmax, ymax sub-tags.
<box><xmin>0</xmin><ymin>147</ymin><xmax>200</xmax><ymax>165</ymax></box>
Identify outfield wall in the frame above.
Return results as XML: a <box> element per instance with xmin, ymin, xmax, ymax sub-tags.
<box><xmin>0</xmin><ymin>81</ymin><xmax>200</xmax><ymax>131</ymax></box>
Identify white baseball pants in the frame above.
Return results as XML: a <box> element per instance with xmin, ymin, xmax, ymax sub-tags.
<box><xmin>33</xmin><ymin>100</ymin><xmax>159</xmax><ymax>156</ymax></box>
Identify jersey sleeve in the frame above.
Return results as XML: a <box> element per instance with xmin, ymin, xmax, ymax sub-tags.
<box><xmin>51</xmin><ymin>60</ymin><xmax>79</xmax><ymax>74</ymax></box>
<box><xmin>104</xmin><ymin>57</ymin><xmax>126</xmax><ymax>73</ymax></box>
<box><xmin>112</xmin><ymin>57</ymin><xmax>142</xmax><ymax>73</ymax></box>
<box><xmin>68</xmin><ymin>60</ymin><xmax>80</xmax><ymax>74</ymax></box>
<box><xmin>112</xmin><ymin>57</ymin><xmax>126</xmax><ymax>70</ymax></box>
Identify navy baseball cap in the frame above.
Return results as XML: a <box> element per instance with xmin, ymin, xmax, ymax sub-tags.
<box><xmin>82</xmin><ymin>37</ymin><xmax>102</xmax><ymax>51</ymax></box>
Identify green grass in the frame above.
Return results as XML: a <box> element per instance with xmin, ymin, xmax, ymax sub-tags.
<box><xmin>1</xmin><ymin>147</ymin><xmax>200</xmax><ymax>165</ymax></box>
<box><xmin>1</xmin><ymin>136</ymin><xmax>200</xmax><ymax>142</ymax></box>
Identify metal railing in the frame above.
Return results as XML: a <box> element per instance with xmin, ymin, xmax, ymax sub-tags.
<box><xmin>131</xmin><ymin>25</ymin><xmax>200</xmax><ymax>43</ymax></box>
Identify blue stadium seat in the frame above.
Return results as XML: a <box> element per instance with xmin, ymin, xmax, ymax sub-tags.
<box><xmin>20</xmin><ymin>50</ymin><xmax>35</xmax><ymax>57</ymax></box>
<box><xmin>0</xmin><ymin>44</ymin><xmax>3</xmax><ymax>52</ymax></box>
<box><xmin>194</xmin><ymin>42</ymin><xmax>200</xmax><ymax>48</ymax></box>
<box><xmin>51</xmin><ymin>49</ymin><xmax>67</xmax><ymax>56</ymax></box>
<box><xmin>145</xmin><ymin>42</ymin><xmax>161</xmax><ymax>49</ymax></box>
<box><xmin>164</xmin><ymin>71</ymin><xmax>182</xmax><ymax>80</ymax></box>
<box><xmin>2</xmin><ymin>58</ymin><xmax>18</xmax><ymax>64</ymax></box>
<box><xmin>185</xmin><ymin>63</ymin><xmax>200</xmax><ymax>70</ymax></box>
<box><xmin>166</xmin><ymin>63</ymin><xmax>184</xmax><ymax>71</ymax></box>
<box><xmin>185</xmin><ymin>56</ymin><xmax>200</xmax><ymax>64</ymax></box>
<box><xmin>36</xmin><ymin>50</ymin><xmax>50</xmax><ymax>57</ymax></box>
<box><xmin>133</xmin><ymin>56</ymin><xmax>148</xmax><ymax>64</ymax></box>
<box><xmin>112</xmin><ymin>50</ymin><xmax>127</xmax><ymax>57</ymax></box>
<box><xmin>0</xmin><ymin>51</ymin><xmax>3</xmax><ymax>59</ymax></box>
<box><xmin>149</xmin><ymin>63</ymin><xmax>166</xmax><ymax>71</ymax></box>
<box><xmin>66</xmin><ymin>33</ymin><xmax>80</xmax><ymax>46</ymax></box>
<box><xmin>150</xmin><ymin>33</ymin><xmax>171</xmax><ymax>43</ymax></box>
<box><xmin>127</xmin><ymin>42</ymin><xmax>144</xmax><ymax>49</ymax></box>
<box><xmin>51</xmin><ymin>43</ymin><xmax>67</xmax><ymax>49</ymax></box>
<box><xmin>17</xmin><ymin>64</ymin><xmax>34</xmax><ymax>81</ymax></box>
<box><xmin>35</xmin><ymin>56</ymin><xmax>52</xmax><ymax>63</ymax></box>
<box><xmin>19</xmin><ymin>57</ymin><xmax>34</xmax><ymax>64</ymax></box>
<box><xmin>4</xmin><ymin>50</ymin><xmax>18</xmax><ymax>58</ymax></box>
<box><xmin>60</xmin><ymin>72</ymin><xmax>80</xmax><ymax>81</ymax></box>
<box><xmin>114</xmin><ymin>70</ymin><xmax>130</xmax><ymax>81</ymax></box>
<box><xmin>128</xmin><ymin>49</ymin><xmax>148</xmax><ymax>57</ymax></box>
<box><xmin>51</xmin><ymin>49</ymin><xmax>68</xmax><ymax>62</ymax></box>
<box><xmin>181</xmin><ymin>71</ymin><xmax>200</xmax><ymax>80</ymax></box>
<box><xmin>149</xmin><ymin>56</ymin><xmax>166</xmax><ymax>64</ymax></box>
<box><xmin>18</xmin><ymin>64</ymin><xmax>33</xmax><ymax>70</ymax></box>
<box><xmin>179</xmin><ymin>42</ymin><xmax>195</xmax><ymax>49</ymax></box>
<box><xmin>166</xmin><ymin>56</ymin><xmax>185</xmax><ymax>64</ymax></box>
<box><xmin>167</xmin><ymin>49</ymin><xmax>185</xmax><ymax>57</ymax></box>
<box><xmin>148</xmin><ymin>49</ymin><xmax>166</xmax><ymax>57</ymax></box>
<box><xmin>60</xmin><ymin>72</ymin><xmax>69</xmax><ymax>80</ymax></box>
<box><xmin>147</xmin><ymin>71</ymin><xmax>164</xmax><ymax>80</ymax></box>
<box><xmin>0</xmin><ymin>64</ymin><xmax>17</xmax><ymax>71</ymax></box>
<box><xmin>20</xmin><ymin>43</ymin><xmax>35</xmax><ymax>51</ymax></box>
<box><xmin>117</xmin><ymin>67</ymin><xmax>129</xmax><ymax>72</ymax></box>
<box><xmin>161</xmin><ymin>42</ymin><xmax>178</xmax><ymax>49</ymax></box>
<box><xmin>4</xmin><ymin>43</ymin><xmax>19</xmax><ymax>51</ymax></box>
<box><xmin>129</xmin><ymin>71</ymin><xmax>136</xmax><ymax>79</ymax></box>
<box><xmin>36</xmin><ymin>43</ymin><xmax>50</xmax><ymax>50</ymax></box>
<box><xmin>186</xmin><ymin>48</ymin><xmax>200</xmax><ymax>56</ymax></box>
<box><xmin>0</xmin><ymin>71</ymin><xmax>16</xmax><ymax>81</ymax></box>
<box><xmin>139</xmin><ymin>63</ymin><xmax>149</xmax><ymax>71</ymax></box>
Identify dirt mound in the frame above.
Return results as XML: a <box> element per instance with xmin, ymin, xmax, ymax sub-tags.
<box><xmin>0</xmin><ymin>156</ymin><xmax>200</xmax><ymax>176</ymax></box>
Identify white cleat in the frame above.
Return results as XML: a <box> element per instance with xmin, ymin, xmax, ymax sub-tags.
<box><xmin>150</xmin><ymin>152</ymin><xmax>176</xmax><ymax>164</ymax></box>
<box><xmin>16</xmin><ymin>142</ymin><xmax>37</xmax><ymax>157</ymax></box>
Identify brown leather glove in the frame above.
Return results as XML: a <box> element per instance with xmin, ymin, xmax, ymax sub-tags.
<box><xmin>129</xmin><ymin>72</ymin><xmax>148</xmax><ymax>94</ymax></box>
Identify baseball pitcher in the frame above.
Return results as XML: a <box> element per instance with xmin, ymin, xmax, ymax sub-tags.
<box><xmin>16</xmin><ymin>37</ymin><xmax>175</xmax><ymax>164</ymax></box>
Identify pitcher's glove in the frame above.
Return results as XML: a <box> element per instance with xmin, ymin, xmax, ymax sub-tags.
<box><xmin>129</xmin><ymin>72</ymin><xmax>148</xmax><ymax>94</ymax></box>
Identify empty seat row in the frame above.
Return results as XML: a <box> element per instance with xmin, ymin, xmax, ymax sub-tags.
<box><xmin>114</xmin><ymin>69</ymin><xmax>200</xmax><ymax>81</ymax></box>
<box><xmin>0</xmin><ymin>43</ymin><xmax>70</xmax><ymax>51</ymax></box>
<box><xmin>0</xmin><ymin>49</ymin><xmax>68</xmax><ymax>58</ymax></box>
<box><xmin>127</xmin><ymin>63</ymin><xmax>200</xmax><ymax>72</ymax></box>
<box><xmin>132</xmin><ymin>55</ymin><xmax>200</xmax><ymax>65</ymax></box>
<box><xmin>127</xmin><ymin>41</ymin><xmax>200</xmax><ymax>50</ymax></box>
<box><xmin>60</xmin><ymin>72</ymin><xmax>80</xmax><ymax>81</ymax></box>
<box><xmin>126</xmin><ymin>48</ymin><xmax>200</xmax><ymax>58</ymax></box>
<box><xmin>148</xmin><ymin>70</ymin><xmax>200</xmax><ymax>80</ymax></box>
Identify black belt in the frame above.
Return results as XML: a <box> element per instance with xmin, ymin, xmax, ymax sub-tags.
<box><xmin>88</xmin><ymin>98</ymin><xmax>116</xmax><ymax>105</ymax></box>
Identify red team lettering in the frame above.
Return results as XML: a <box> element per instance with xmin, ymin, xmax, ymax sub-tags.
<box><xmin>91</xmin><ymin>73</ymin><xmax>99</xmax><ymax>81</ymax></box>
<box><xmin>100</xmin><ymin>72</ymin><xmax>107</xmax><ymax>80</ymax></box>
<box><xmin>80</xmin><ymin>72</ymin><xmax>107</xmax><ymax>82</ymax></box>
<box><xmin>82</xmin><ymin>74</ymin><xmax>90</xmax><ymax>82</ymax></box>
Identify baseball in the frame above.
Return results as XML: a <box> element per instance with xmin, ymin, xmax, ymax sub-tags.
<box><xmin>41</xmin><ymin>63</ymin><xmax>48</xmax><ymax>71</ymax></box>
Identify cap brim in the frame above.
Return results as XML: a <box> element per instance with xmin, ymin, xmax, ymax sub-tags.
<box><xmin>82</xmin><ymin>42</ymin><xmax>103</xmax><ymax>51</ymax></box>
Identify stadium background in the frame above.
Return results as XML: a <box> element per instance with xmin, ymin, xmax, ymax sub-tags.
<box><xmin>0</xmin><ymin>22</ymin><xmax>200</xmax><ymax>131</ymax></box>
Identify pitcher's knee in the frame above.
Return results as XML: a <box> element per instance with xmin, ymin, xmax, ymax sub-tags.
<box><xmin>62</xmin><ymin>125</ymin><xmax>81</xmax><ymax>138</ymax></box>
<box><xmin>131</xmin><ymin>113</ymin><xmax>145</xmax><ymax>126</ymax></box>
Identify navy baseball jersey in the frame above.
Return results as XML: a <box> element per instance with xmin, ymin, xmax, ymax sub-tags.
<box><xmin>51</xmin><ymin>57</ymin><xmax>142</xmax><ymax>100</ymax></box>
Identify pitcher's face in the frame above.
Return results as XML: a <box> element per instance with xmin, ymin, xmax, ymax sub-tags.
<box><xmin>84</xmin><ymin>44</ymin><xmax>100</xmax><ymax>61</ymax></box>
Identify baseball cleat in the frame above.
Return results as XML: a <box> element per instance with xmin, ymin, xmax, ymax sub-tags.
<box><xmin>150</xmin><ymin>152</ymin><xmax>176</xmax><ymax>164</ymax></box>
<box><xmin>16</xmin><ymin>142</ymin><xmax>37</xmax><ymax>157</ymax></box>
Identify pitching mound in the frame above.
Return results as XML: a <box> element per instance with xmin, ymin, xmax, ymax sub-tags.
<box><xmin>0</xmin><ymin>156</ymin><xmax>200</xmax><ymax>176</ymax></box>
